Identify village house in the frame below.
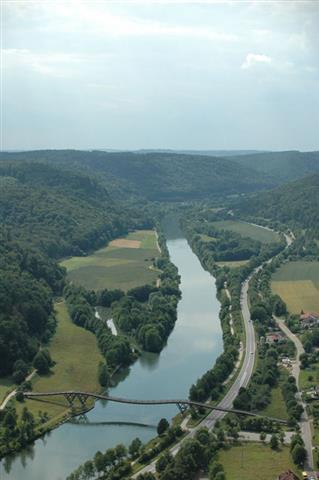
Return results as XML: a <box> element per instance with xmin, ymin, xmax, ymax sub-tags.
<box><xmin>300</xmin><ymin>311</ymin><xmax>319</xmax><ymax>328</ymax></box>
<box><xmin>266</xmin><ymin>332</ymin><xmax>286</xmax><ymax>345</ymax></box>
<box><xmin>305</xmin><ymin>385</ymin><xmax>319</xmax><ymax>400</ymax></box>
<box><xmin>281</xmin><ymin>357</ymin><xmax>292</xmax><ymax>368</ymax></box>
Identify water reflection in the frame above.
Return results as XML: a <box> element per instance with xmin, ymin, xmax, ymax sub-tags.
<box><xmin>1</xmin><ymin>443</ymin><xmax>35</xmax><ymax>475</ymax></box>
<box><xmin>138</xmin><ymin>351</ymin><xmax>160</xmax><ymax>370</ymax></box>
<box><xmin>3</xmin><ymin>224</ymin><xmax>223</xmax><ymax>480</ymax></box>
<box><xmin>69</xmin><ymin>415</ymin><xmax>156</xmax><ymax>429</ymax></box>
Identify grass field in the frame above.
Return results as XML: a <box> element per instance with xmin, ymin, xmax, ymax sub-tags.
<box><xmin>17</xmin><ymin>301</ymin><xmax>102</xmax><ymax>423</ymax></box>
<box><xmin>271</xmin><ymin>261</ymin><xmax>319</xmax><ymax>314</ymax></box>
<box><xmin>219</xmin><ymin>443</ymin><xmax>300</xmax><ymax>480</ymax></box>
<box><xmin>260</xmin><ymin>386</ymin><xmax>288</xmax><ymax>420</ymax></box>
<box><xmin>61</xmin><ymin>230</ymin><xmax>160</xmax><ymax>291</ymax></box>
<box><xmin>212</xmin><ymin>220</ymin><xmax>281</xmax><ymax>243</ymax></box>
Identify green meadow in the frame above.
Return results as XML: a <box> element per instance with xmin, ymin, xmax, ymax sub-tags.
<box><xmin>61</xmin><ymin>230</ymin><xmax>160</xmax><ymax>291</ymax></box>
<box><xmin>212</xmin><ymin>220</ymin><xmax>281</xmax><ymax>243</ymax></box>
<box><xmin>17</xmin><ymin>301</ymin><xmax>102</xmax><ymax>423</ymax></box>
<box><xmin>260</xmin><ymin>386</ymin><xmax>288</xmax><ymax>421</ymax></box>
<box><xmin>219</xmin><ymin>443</ymin><xmax>300</xmax><ymax>480</ymax></box>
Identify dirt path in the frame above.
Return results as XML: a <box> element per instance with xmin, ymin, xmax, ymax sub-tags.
<box><xmin>0</xmin><ymin>370</ymin><xmax>36</xmax><ymax>411</ymax></box>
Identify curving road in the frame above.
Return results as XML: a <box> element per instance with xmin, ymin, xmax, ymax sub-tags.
<box><xmin>132</xmin><ymin>265</ymin><xmax>260</xmax><ymax>477</ymax></box>
<box><xmin>133</xmin><ymin>228</ymin><xmax>294</xmax><ymax>477</ymax></box>
<box><xmin>200</xmin><ymin>272</ymin><xmax>257</xmax><ymax>429</ymax></box>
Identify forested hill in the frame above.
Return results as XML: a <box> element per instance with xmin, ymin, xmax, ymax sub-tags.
<box><xmin>227</xmin><ymin>150</ymin><xmax>319</xmax><ymax>184</ymax></box>
<box><xmin>0</xmin><ymin>150</ymin><xmax>274</xmax><ymax>201</ymax></box>
<box><xmin>236</xmin><ymin>173</ymin><xmax>319</xmax><ymax>234</ymax></box>
<box><xmin>0</xmin><ymin>161</ymin><xmax>149</xmax><ymax>376</ymax></box>
<box><xmin>0</xmin><ymin>161</ymin><xmax>147</xmax><ymax>258</ymax></box>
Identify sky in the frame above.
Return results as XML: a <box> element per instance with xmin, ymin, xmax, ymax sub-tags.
<box><xmin>1</xmin><ymin>0</ymin><xmax>319</xmax><ymax>151</ymax></box>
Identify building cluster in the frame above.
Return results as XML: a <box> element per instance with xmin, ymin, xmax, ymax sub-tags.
<box><xmin>299</xmin><ymin>311</ymin><xmax>319</xmax><ymax>329</ymax></box>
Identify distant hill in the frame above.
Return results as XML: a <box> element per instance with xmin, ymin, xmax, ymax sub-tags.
<box><xmin>0</xmin><ymin>150</ymin><xmax>274</xmax><ymax>201</ymax></box>
<box><xmin>0</xmin><ymin>160</ymin><xmax>145</xmax><ymax>257</ymax></box>
<box><xmin>227</xmin><ymin>150</ymin><xmax>319</xmax><ymax>184</ymax></box>
<box><xmin>236</xmin><ymin>173</ymin><xmax>319</xmax><ymax>233</ymax></box>
<box><xmin>133</xmin><ymin>149</ymin><xmax>266</xmax><ymax>157</ymax></box>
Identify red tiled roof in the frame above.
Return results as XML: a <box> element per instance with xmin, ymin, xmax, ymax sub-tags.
<box><xmin>300</xmin><ymin>312</ymin><xmax>319</xmax><ymax>318</ymax></box>
<box><xmin>300</xmin><ymin>311</ymin><xmax>319</xmax><ymax>320</ymax></box>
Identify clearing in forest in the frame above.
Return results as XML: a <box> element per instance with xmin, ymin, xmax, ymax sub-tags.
<box><xmin>271</xmin><ymin>261</ymin><xmax>319</xmax><ymax>314</ymax></box>
<box><xmin>60</xmin><ymin>230</ymin><xmax>160</xmax><ymax>291</ymax></box>
<box><xmin>212</xmin><ymin>220</ymin><xmax>281</xmax><ymax>243</ymax></box>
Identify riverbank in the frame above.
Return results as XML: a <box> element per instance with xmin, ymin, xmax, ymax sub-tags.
<box><xmin>132</xmin><ymin>220</ymin><xmax>293</xmax><ymax>478</ymax></box>
<box><xmin>1</xmin><ymin>224</ymin><xmax>224</xmax><ymax>480</ymax></box>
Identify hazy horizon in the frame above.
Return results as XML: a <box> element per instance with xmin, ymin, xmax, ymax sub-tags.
<box><xmin>2</xmin><ymin>1</ymin><xmax>319</xmax><ymax>151</ymax></box>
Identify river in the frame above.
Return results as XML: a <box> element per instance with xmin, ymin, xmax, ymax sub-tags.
<box><xmin>1</xmin><ymin>220</ymin><xmax>223</xmax><ymax>480</ymax></box>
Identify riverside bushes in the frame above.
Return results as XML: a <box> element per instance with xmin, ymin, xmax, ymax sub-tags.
<box><xmin>64</xmin><ymin>285</ymin><xmax>134</xmax><ymax>383</ymax></box>
<box><xmin>110</xmin><ymin>227</ymin><xmax>181</xmax><ymax>354</ymax></box>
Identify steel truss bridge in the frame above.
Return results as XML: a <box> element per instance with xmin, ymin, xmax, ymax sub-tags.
<box><xmin>22</xmin><ymin>391</ymin><xmax>287</xmax><ymax>424</ymax></box>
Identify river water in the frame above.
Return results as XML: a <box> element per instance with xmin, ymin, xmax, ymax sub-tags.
<box><xmin>1</xmin><ymin>221</ymin><xmax>223</xmax><ymax>480</ymax></box>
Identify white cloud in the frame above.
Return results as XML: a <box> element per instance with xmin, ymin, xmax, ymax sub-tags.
<box><xmin>14</xmin><ymin>2</ymin><xmax>238</xmax><ymax>42</ymax></box>
<box><xmin>241</xmin><ymin>53</ymin><xmax>272</xmax><ymax>69</ymax></box>
<box><xmin>2</xmin><ymin>49</ymin><xmax>112</xmax><ymax>78</ymax></box>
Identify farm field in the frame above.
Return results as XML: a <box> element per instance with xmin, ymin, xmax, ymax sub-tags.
<box><xmin>212</xmin><ymin>220</ymin><xmax>281</xmax><ymax>243</ymax></box>
<box><xmin>218</xmin><ymin>443</ymin><xmax>300</xmax><ymax>480</ymax></box>
<box><xmin>271</xmin><ymin>261</ymin><xmax>319</xmax><ymax>314</ymax></box>
<box><xmin>61</xmin><ymin>230</ymin><xmax>160</xmax><ymax>291</ymax></box>
<box><xmin>17</xmin><ymin>301</ymin><xmax>102</xmax><ymax>423</ymax></box>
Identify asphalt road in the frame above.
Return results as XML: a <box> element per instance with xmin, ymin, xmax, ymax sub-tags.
<box><xmin>133</xmin><ymin>266</ymin><xmax>260</xmax><ymax>477</ymax></box>
<box><xmin>133</xmin><ymin>230</ymin><xmax>295</xmax><ymax>477</ymax></box>
<box><xmin>202</xmin><ymin>272</ymin><xmax>257</xmax><ymax>429</ymax></box>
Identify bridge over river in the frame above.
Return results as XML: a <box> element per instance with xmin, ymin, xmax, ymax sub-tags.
<box><xmin>23</xmin><ymin>391</ymin><xmax>288</xmax><ymax>425</ymax></box>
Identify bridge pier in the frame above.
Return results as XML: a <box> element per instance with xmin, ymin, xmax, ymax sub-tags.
<box><xmin>64</xmin><ymin>393</ymin><xmax>77</xmax><ymax>407</ymax></box>
<box><xmin>78</xmin><ymin>394</ymin><xmax>89</xmax><ymax>407</ymax></box>
<box><xmin>64</xmin><ymin>393</ymin><xmax>89</xmax><ymax>408</ymax></box>
<box><xmin>177</xmin><ymin>403</ymin><xmax>188</xmax><ymax>415</ymax></box>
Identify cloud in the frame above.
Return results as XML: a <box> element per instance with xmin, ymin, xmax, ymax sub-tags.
<box><xmin>12</xmin><ymin>2</ymin><xmax>238</xmax><ymax>42</ymax></box>
<box><xmin>2</xmin><ymin>49</ymin><xmax>112</xmax><ymax>78</ymax></box>
<box><xmin>241</xmin><ymin>53</ymin><xmax>272</xmax><ymax>69</ymax></box>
